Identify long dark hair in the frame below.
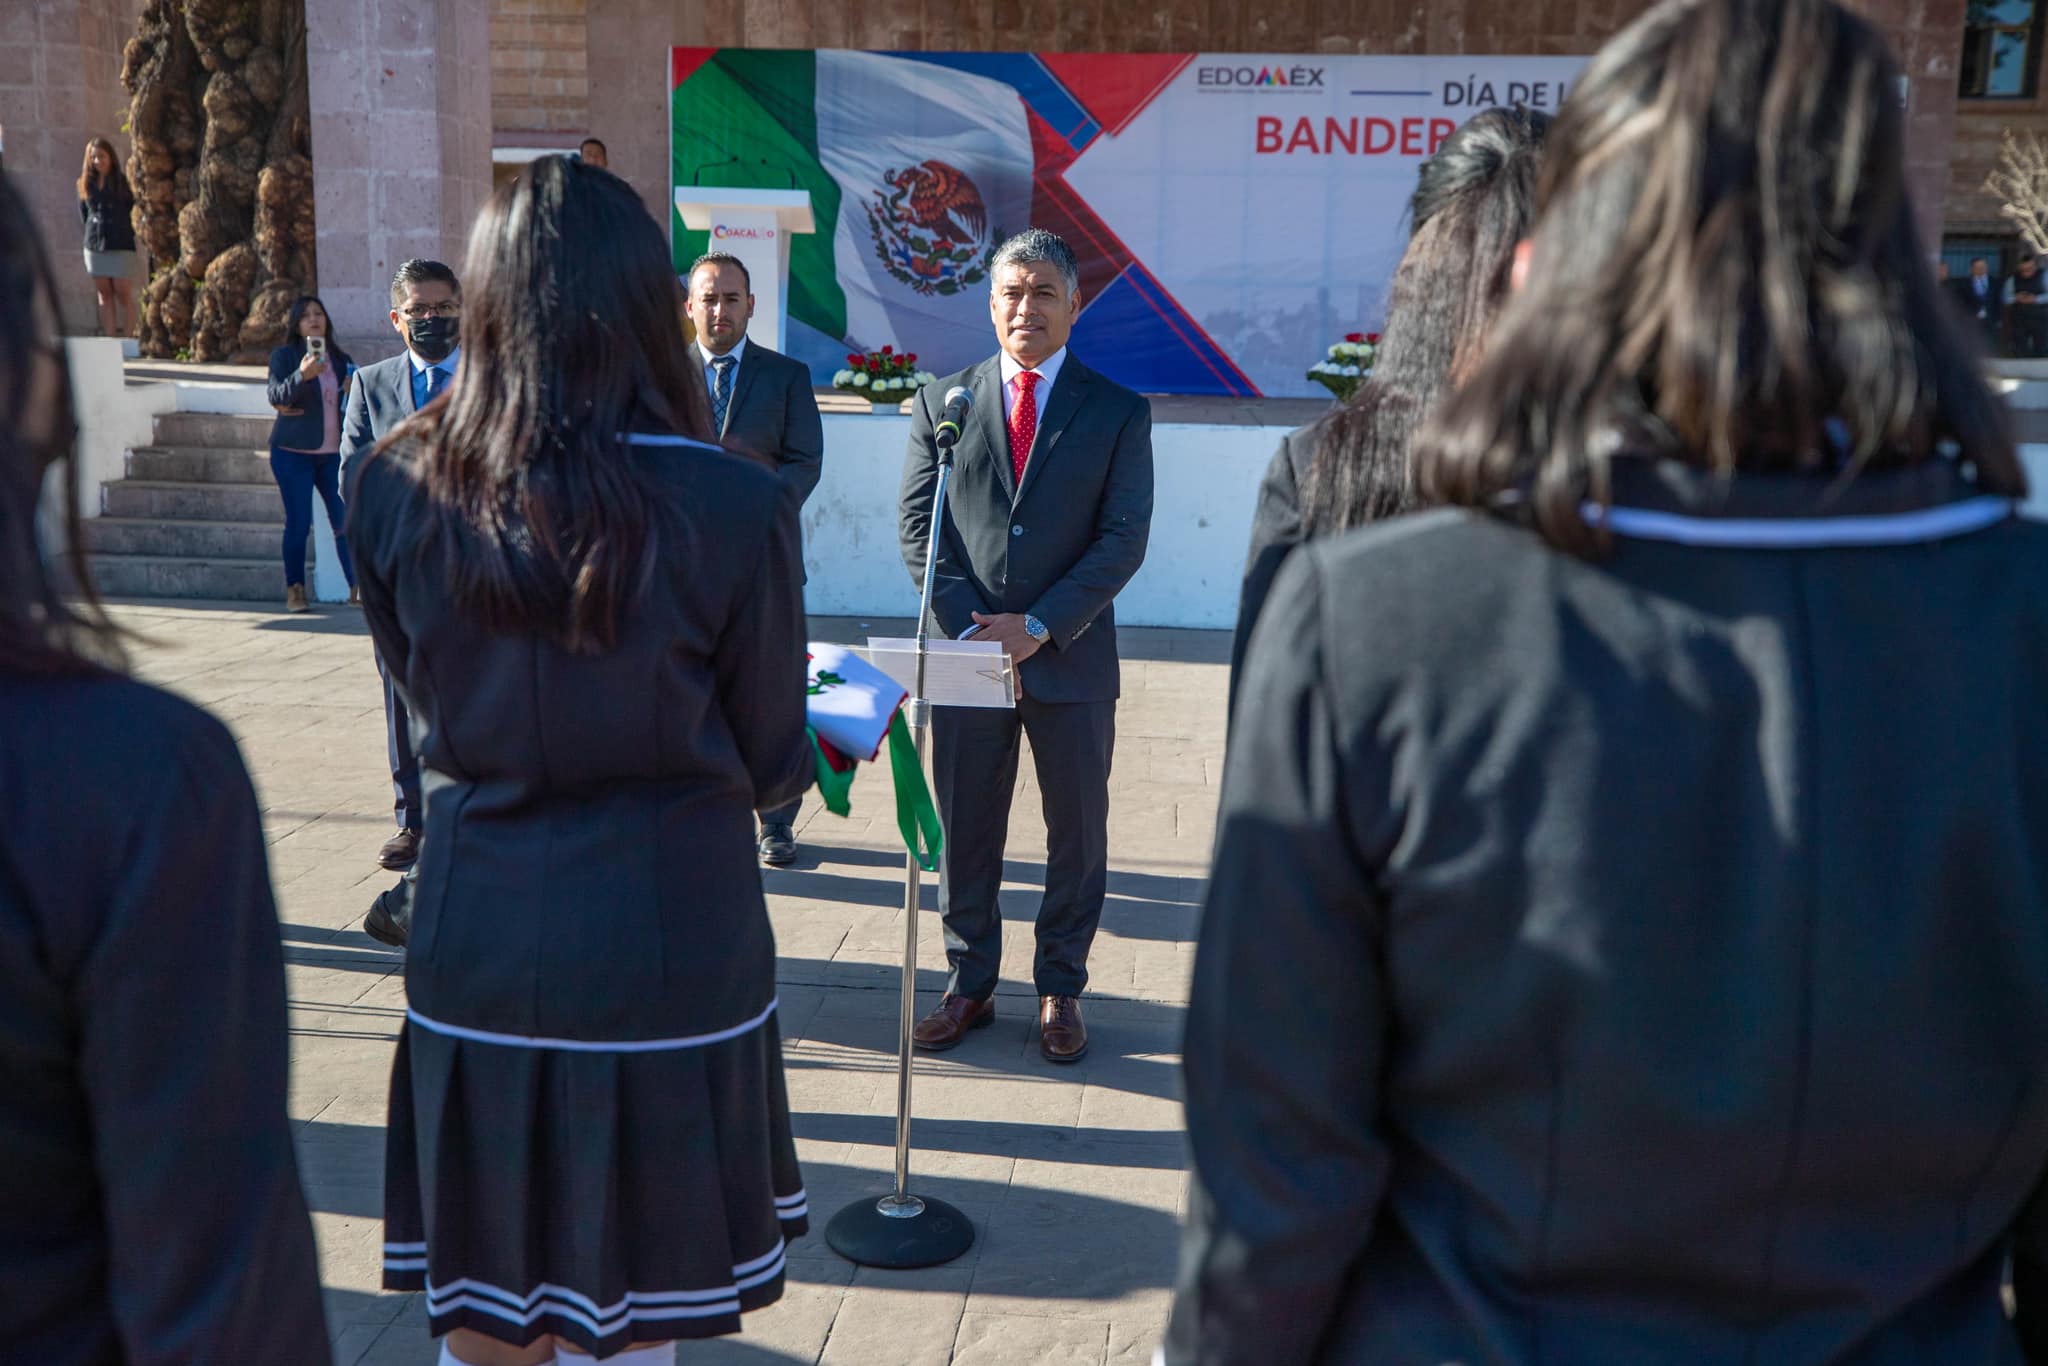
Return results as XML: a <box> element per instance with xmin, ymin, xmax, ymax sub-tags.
<box><xmin>384</xmin><ymin>155</ymin><xmax>717</xmax><ymax>653</ymax></box>
<box><xmin>0</xmin><ymin>171</ymin><xmax>123</xmax><ymax>673</ymax></box>
<box><xmin>1415</xmin><ymin>0</ymin><xmax>2024</xmax><ymax>553</ymax></box>
<box><xmin>76</xmin><ymin>137</ymin><xmax>127</xmax><ymax>203</ymax></box>
<box><xmin>1299</xmin><ymin>107</ymin><xmax>1550</xmax><ymax>536</ymax></box>
<box><xmin>282</xmin><ymin>294</ymin><xmax>350</xmax><ymax>368</ymax></box>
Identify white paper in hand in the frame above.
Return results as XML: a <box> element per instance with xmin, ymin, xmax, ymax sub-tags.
<box><xmin>806</xmin><ymin>643</ymin><xmax>907</xmax><ymax>761</ymax></box>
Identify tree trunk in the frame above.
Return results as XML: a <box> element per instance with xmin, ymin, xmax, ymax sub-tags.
<box><xmin>121</xmin><ymin>0</ymin><xmax>315</xmax><ymax>363</ymax></box>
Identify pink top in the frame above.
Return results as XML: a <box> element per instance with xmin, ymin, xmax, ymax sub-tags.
<box><xmin>283</xmin><ymin>364</ymin><xmax>342</xmax><ymax>456</ymax></box>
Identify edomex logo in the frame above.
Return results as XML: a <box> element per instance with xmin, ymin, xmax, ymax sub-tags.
<box><xmin>1197</xmin><ymin>64</ymin><xmax>1326</xmax><ymax>92</ymax></box>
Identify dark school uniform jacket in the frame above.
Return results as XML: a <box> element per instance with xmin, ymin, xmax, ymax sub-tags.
<box><xmin>0</xmin><ymin>671</ymin><xmax>328</xmax><ymax>1364</ymax></box>
<box><xmin>347</xmin><ymin>432</ymin><xmax>810</xmax><ymax>1043</ymax></box>
<box><xmin>1170</xmin><ymin>458</ymin><xmax>2048</xmax><ymax>1365</ymax></box>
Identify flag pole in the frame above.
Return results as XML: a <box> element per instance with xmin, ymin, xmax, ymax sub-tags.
<box><xmin>824</xmin><ymin>416</ymin><xmax>976</xmax><ymax>1270</ymax></box>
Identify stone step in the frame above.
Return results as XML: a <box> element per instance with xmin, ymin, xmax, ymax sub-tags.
<box><xmin>84</xmin><ymin>554</ymin><xmax>293</xmax><ymax>603</ymax></box>
<box><xmin>153</xmin><ymin>411</ymin><xmax>276</xmax><ymax>449</ymax></box>
<box><xmin>81</xmin><ymin>516</ymin><xmax>287</xmax><ymax>561</ymax></box>
<box><xmin>102</xmin><ymin>480</ymin><xmax>283</xmax><ymax>523</ymax></box>
<box><xmin>128</xmin><ymin>446</ymin><xmax>276</xmax><ymax>484</ymax></box>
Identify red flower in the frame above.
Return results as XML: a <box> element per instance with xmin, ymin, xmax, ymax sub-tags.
<box><xmin>846</xmin><ymin>353</ymin><xmax>862</xmax><ymax>366</ymax></box>
<box><xmin>1344</xmin><ymin>332</ymin><xmax>1365</xmax><ymax>343</ymax></box>
<box><xmin>1365</xmin><ymin>332</ymin><xmax>1381</xmax><ymax>344</ymax></box>
<box><xmin>881</xmin><ymin>344</ymin><xmax>894</xmax><ymax>355</ymax></box>
<box><xmin>907</xmin><ymin>353</ymin><xmax>918</xmax><ymax>364</ymax></box>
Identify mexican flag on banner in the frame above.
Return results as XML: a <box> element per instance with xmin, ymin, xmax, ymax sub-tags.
<box><xmin>672</xmin><ymin>50</ymin><xmax>1035</xmax><ymax>376</ymax></box>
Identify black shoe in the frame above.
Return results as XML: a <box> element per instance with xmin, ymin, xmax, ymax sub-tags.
<box><xmin>758</xmin><ymin>822</ymin><xmax>797</xmax><ymax>867</ymax></box>
<box><xmin>377</xmin><ymin>827</ymin><xmax>420</xmax><ymax>870</ymax></box>
<box><xmin>364</xmin><ymin>876</ymin><xmax>412</xmax><ymax>948</ymax></box>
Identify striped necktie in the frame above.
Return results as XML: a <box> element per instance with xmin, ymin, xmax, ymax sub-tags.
<box><xmin>711</xmin><ymin>355</ymin><xmax>736</xmax><ymax>434</ymax></box>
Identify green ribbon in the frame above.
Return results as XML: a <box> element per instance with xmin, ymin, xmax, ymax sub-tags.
<box><xmin>806</xmin><ymin>725</ymin><xmax>856</xmax><ymax>817</ymax></box>
<box><xmin>888</xmin><ymin>710</ymin><xmax>943</xmax><ymax>872</ymax></box>
<box><xmin>804</xmin><ymin>713</ymin><xmax>943</xmax><ymax>872</ymax></box>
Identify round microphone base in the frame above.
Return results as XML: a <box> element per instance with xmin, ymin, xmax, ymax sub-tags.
<box><xmin>825</xmin><ymin>1191</ymin><xmax>975</xmax><ymax>1269</ymax></box>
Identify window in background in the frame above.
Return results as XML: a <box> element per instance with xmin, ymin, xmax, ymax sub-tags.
<box><xmin>1962</xmin><ymin>0</ymin><xmax>2045</xmax><ymax>98</ymax></box>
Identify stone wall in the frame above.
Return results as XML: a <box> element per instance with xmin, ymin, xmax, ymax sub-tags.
<box><xmin>3</xmin><ymin>0</ymin><xmax>148</xmax><ymax>334</ymax></box>
<box><xmin>1949</xmin><ymin>57</ymin><xmax>2048</xmax><ymax>240</ymax></box>
<box><xmin>492</xmin><ymin>0</ymin><xmax>588</xmax><ymax>134</ymax></box>
<box><xmin>586</xmin><ymin>0</ymin><xmax>1964</xmax><ymax>249</ymax></box>
<box><xmin>306</xmin><ymin>0</ymin><xmax>495</xmax><ymax>358</ymax></box>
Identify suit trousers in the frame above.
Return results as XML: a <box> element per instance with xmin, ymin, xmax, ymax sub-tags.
<box><xmin>376</xmin><ymin>647</ymin><xmax>422</xmax><ymax>833</ymax></box>
<box><xmin>932</xmin><ymin>693</ymin><xmax>1115</xmax><ymax>1000</ymax></box>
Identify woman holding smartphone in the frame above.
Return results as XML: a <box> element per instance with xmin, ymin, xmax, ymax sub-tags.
<box><xmin>264</xmin><ymin>294</ymin><xmax>358</xmax><ymax>612</ymax></box>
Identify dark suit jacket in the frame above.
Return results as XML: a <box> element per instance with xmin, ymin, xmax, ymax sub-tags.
<box><xmin>898</xmin><ymin>353</ymin><xmax>1153</xmax><ymax>705</ymax></box>
<box><xmin>266</xmin><ymin>341</ymin><xmax>355</xmax><ymax>453</ymax></box>
<box><xmin>714</xmin><ymin>341</ymin><xmax>825</xmax><ymax>506</ymax></box>
<box><xmin>1170</xmin><ymin>460</ymin><xmax>2048</xmax><ymax>1365</ymax></box>
<box><xmin>340</xmin><ymin>351</ymin><xmax>431</xmax><ymax>486</ymax></box>
<box><xmin>0</xmin><ymin>671</ymin><xmax>327</xmax><ymax>1364</ymax></box>
<box><xmin>1958</xmin><ymin>273</ymin><xmax>2005</xmax><ymax>327</ymax></box>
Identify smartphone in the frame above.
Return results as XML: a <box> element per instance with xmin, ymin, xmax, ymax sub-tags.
<box><xmin>307</xmin><ymin>335</ymin><xmax>327</xmax><ymax>361</ymax></box>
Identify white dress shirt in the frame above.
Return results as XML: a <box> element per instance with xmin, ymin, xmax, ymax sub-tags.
<box><xmin>695</xmin><ymin>334</ymin><xmax>749</xmax><ymax>415</ymax></box>
<box><xmin>998</xmin><ymin>345</ymin><xmax>1067</xmax><ymax>438</ymax></box>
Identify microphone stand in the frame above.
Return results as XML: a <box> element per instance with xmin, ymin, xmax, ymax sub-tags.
<box><xmin>825</xmin><ymin>408</ymin><xmax>976</xmax><ymax>1270</ymax></box>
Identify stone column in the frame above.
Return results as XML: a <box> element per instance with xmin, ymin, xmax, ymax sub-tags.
<box><xmin>304</xmin><ymin>0</ymin><xmax>493</xmax><ymax>360</ymax></box>
<box><xmin>2</xmin><ymin>0</ymin><xmax>148</xmax><ymax>334</ymax></box>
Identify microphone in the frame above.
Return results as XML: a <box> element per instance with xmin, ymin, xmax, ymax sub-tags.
<box><xmin>933</xmin><ymin>385</ymin><xmax>973</xmax><ymax>450</ymax></box>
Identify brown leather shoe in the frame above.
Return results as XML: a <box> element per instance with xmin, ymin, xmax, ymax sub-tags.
<box><xmin>912</xmin><ymin>993</ymin><xmax>994</xmax><ymax>1052</ymax></box>
<box><xmin>377</xmin><ymin>827</ymin><xmax>420</xmax><ymax>870</ymax></box>
<box><xmin>1039</xmin><ymin>995</ymin><xmax>1088</xmax><ymax>1063</ymax></box>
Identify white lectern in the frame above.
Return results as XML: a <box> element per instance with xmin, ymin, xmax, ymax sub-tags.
<box><xmin>672</xmin><ymin>188</ymin><xmax>816</xmax><ymax>354</ymax></box>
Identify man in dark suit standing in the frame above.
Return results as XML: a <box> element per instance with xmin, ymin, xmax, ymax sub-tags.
<box><xmin>897</xmin><ymin>228</ymin><xmax>1154</xmax><ymax>1063</ymax></box>
<box><xmin>686</xmin><ymin>250</ymin><xmax>825</xmax><ymax>867</ymax></box>
<box><xmin>340</xmin><ymin>258</ymin><xmax>461</xmax><ymax>943</ymax></box>
<box><xmin>1961</xmin><ymin>256</ymin><xmax>2003</xmax><ymax>348</ymax></box>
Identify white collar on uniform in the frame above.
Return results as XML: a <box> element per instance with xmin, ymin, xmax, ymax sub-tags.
<box><xmin>1000</xmin><ymin>345</ymin><xmax>1067</xmax><ymax>395</ymax></box>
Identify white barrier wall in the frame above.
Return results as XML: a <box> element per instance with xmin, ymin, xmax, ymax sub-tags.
<box><xmin>802</xmin><ymin>413</ymin><xmax>1294</xmax><ymax>631</ymax></box>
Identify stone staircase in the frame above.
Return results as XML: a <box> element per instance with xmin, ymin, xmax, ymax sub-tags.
<box><xmin>82</xmin><ymin>412</ymin><xmax>298</xmax><ymax>602</ymax></box>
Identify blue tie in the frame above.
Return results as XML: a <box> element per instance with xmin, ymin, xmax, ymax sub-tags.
<box><xmin>710</xmin><ymin>356</ymin><xmax>735</xmax><ymax>435</ymax></box>
<box><xmin>424</xmin><ymin>365</ymin><xmax>447</xmax><ymax>403</ymax></box>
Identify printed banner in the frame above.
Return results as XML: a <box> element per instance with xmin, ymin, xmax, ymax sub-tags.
<box><xmin>672</xmin><ymin>50</ymin><xmax>1585</xmax><ymax>397</ymax></box>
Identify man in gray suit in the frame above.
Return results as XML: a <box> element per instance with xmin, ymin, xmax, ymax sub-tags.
<box><xmin>341</xmin><ymin>258</ymin><xmax>461</xmax><ymax>943</ymax></box>
<box><xmin>897</xmin><ymin>228</ymin><xmax>1154</xmax><ymax>1063</ymax></box>
<box><xmin>687</xmin><ymin>251</ymin><xmax>825</xmax><ymax>866</ymax></box>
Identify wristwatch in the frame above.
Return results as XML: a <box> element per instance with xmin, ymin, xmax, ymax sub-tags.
<box><xmin>1024</xmin><ymin>614</ymin><xmax>1050</xmax><ymax>643</ymax></box>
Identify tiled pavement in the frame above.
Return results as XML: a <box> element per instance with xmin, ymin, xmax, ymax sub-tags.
<box><xmin>109</xmin><ymin>601</ymin><xmax>1226</xmax><ymax>1366</ymax></box>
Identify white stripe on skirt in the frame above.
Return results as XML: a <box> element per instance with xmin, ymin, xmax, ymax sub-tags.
<box><xmin>404</xmin><ymin>997</ymin><xmax>777</xmax><ymax>1053</ymax></box>
<box><xmin>412</xmin><ymin>1239</ymin><xmax>789</xmax><ymax>1338</ymax></box>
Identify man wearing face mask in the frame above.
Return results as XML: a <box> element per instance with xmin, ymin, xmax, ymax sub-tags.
<box><xmin>341</xmin><ymin>259</ymin><xmax>462</xmax><ymax>945</ymax></box>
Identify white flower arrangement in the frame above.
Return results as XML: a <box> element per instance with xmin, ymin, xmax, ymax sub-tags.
<box><xmin>1308</xmin><ymin>332</ymin><xmax>1378</xmax><ymax>400</ymax></box>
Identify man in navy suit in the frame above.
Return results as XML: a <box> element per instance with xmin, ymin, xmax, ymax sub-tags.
<box><xmin>341</xmin><ymin>258</ymin><xmax>461</xmax><ymax>943</ymax></box>
<box><xmin>686</xmin><ymin>251</ymin><xmax>825</xmax><ymax>867</ymax></box>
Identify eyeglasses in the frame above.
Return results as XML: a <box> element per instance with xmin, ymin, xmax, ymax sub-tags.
<box><xmin>399</xmin><ymin>303</ymin><xmax>460</xmax><ymax>321</ymax></box>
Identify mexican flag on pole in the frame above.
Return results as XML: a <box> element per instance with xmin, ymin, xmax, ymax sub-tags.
<box><xmin>671</xmin><ymin>49</ymin><xmax>1035</xmax><ymax>376</ymax></box>
<box><xmin>805</xmin><ymin>644</ymin><xmax>941</xmax><ymax>871</ymax></box>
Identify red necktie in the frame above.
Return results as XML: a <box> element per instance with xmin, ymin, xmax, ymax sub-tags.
<box><xmin>1008</xmin><ymin>370</ymin><xmax>1039</xmax><ymax>485</ymax></box>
